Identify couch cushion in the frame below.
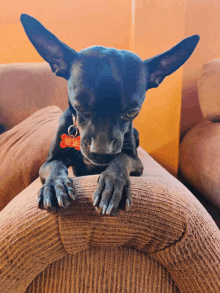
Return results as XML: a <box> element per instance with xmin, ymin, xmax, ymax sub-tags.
<box><xmin>179</xmin><ymin>120</ymin><xmax>220</xmax><ymax>210</ymax></box>
<box><xmin>0</xmin><ymin>106</ymin><xmax>62</xmax><ymax>211</ymax></box>
<box><xmin>25</xmin><ymin>249</ymin><xmax>179</xmax><ymax>293</ymax></box>
<box><xmin>1</xmin><ymin>149</ymin><xmax>219</xmax><ymax>293</ymax></box>
<box><xmin>0</xmin><ymin>63</ymin><xmax>68</xmax><ymax>130</ymax></box>
<box><xmin>198</xmin><ymin>59</ymin><xmax>220</xmax><ymax>121</ymax></box>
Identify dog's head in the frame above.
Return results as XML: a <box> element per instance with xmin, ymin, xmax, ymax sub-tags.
<box><xmin>20</xmin><ymin>14</ymin><xmax>199</xmax><ymax>165</ymax></box>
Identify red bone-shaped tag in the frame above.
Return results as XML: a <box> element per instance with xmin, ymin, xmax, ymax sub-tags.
<box><xmin>60</xmin><ymin>134</ymin><xmax>80</xmax><ymax>150</ymax></box>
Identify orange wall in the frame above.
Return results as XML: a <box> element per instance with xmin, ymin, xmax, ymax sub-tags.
<box><xmin>0</xmin><ymin>0</ymin><xmax>131</xmax><ymax>62</ymax></box>
<box><xmin>0</xmin><ymin>0</ymin><xmax>191</xmax><ymax>176</ymax></box>
<box><xmin>132</xmin><ymin>0</ymin><xmax>186</xmax><ymax>175</ymax></box>
<box><xmin>181</xmin><ymin>0</ymin><xmax>220</xmax><ymax>138</ymax></box>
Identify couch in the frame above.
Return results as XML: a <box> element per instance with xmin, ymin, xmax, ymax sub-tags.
<box><xmin>179</xmin><ymin>59</ymin><xmax>220</xmax><ymax>228</ymax></box>
<box><xmin>0</xmin><ymin>63</ymin><xmax>220</xmax><ymax>293</ymax></box>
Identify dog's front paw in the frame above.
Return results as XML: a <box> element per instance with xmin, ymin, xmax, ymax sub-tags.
<box><xmin>38</xmin><ymin>176</ymin><xmax>76</xmax><ymax>210</ymax></box>
<box><xmin>92</xmin><ymin>171</ymin><xmax>132</xmax><ymax>216</ymax></box>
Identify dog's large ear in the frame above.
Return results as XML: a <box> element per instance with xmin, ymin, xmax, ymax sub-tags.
<box><xmin>144</xmin><ymin>35</ymin><xmax>200</xmax><ymax>89</ymax></box>
<box><xmin>20</xmin><ymin>14</ymin><xmax>77</xmax><ymax>79</ymax></box>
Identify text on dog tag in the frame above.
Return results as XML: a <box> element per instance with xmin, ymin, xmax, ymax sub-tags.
<box><xmin>60</xmin><ymin>134</ymin><xmax>80</xmax><ymax>150</ymax></box>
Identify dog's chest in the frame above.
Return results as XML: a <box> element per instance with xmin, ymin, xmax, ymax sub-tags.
<box><xmin>71</xmin><ymin>151</ymin><xmax>107</xmax><ymax>176</ymax></box>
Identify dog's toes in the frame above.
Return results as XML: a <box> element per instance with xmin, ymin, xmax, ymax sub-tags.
<box><xmin>38</xmin><ymin>176</ymin><xmax>77</xmax><ymax>211</ymax></box>
<box><xmin>105</xmin><ymin>183</ymin><xmax>132</xmax><ymax>215</ymax></box>
<box><xmin>104</xmin><ymin>182</ymin><xmax>124</xmax><ymax>215</ymax></box>
<box><xmin>54</xmin><ymin>183</ymin><xmax>71</xmax><ymax>209</ymax></box>
<box><xmin>98</xmin><ymin>185</ymin><xmax>113</xmax><ymax>214</ymax></box>
<box><xmin>93</xmin><ymin>173</ymin><xmax>132</xmax><ymax>215</ymax></box>
<box><xmin>42</xmin><ymin>184</ymin><xmax>58</xmax><ymax>210</ymax></box>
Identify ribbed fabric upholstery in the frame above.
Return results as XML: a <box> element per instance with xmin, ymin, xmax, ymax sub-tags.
<box><xmin>26</xmin><ymin>248</ymin><xmax>179</xmax><ymax>293</ymax></box>
<box><xmin>1</xmin><ymin>148</ymin><xmax>219</xmax><ymax>293</ymax></box>
<box><xmin>0</xmin><ymin>179</ymin><xmax>67</xmax><ymax>293</ymax></box>
<box><xmin>58</xmin><ymin>174</ymin><xmax>186</xmax><ymax>255</ymax></box>
<box><xmin>0</xmin><ymin>106</ymin><xmax>62</xmax><ymax>211</ymax></box>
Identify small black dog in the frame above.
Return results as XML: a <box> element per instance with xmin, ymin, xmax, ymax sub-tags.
<box><xmin>20</xmin><ymin>14</ymin><xmax>199</xmax><ymax>215</ymax></box>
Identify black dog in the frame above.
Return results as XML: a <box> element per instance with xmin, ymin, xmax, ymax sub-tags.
<box><xmin>20</xmin><ymin>14</ymin><xmax>199</xmax><ymax>215</ymax></box>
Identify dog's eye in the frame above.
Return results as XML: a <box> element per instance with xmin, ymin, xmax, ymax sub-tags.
<box><xmin>127</xmin><ymin>110</ymin><xmax>139</xmax><ymax>118</ymax></box>
<box><xmin>75</xmin><ymin>106</ymin><xmax>91</xmax><ymax>118</ymax></box>
<box><xmin>122</xmin><ymin>110</ymin><xmax>139</xmax><ymax>120</ymax></box>
<box><xmin>78</xmin><ymin>111</ymin><xmax>92</xmax><ymax>119</ymax></box>
<box><xmin>78</xmin><ymin>111</ymin><xmax>91</xmax><ymax>118</ymax></box>
<box><xmin>75</xmin><ymin>106</ymin><xmax>85</xmax><ymax>112</ymax></box>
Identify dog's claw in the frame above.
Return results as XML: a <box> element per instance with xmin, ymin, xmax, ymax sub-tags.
<box><xmin>68</xmin><ymin>190</ymin><xmax>76</xmax><ymax>201</ymax></box>
<box><xmin>38</xmin><ymin>196</ymin><xmax>43</xmax><ymax>209</ymax></box>
<box><xmin>106</xmin><ymin>203</ymin><xmax>114</xmax><ymax>215</ymax></box>
<box><xmin>126</xmin><ymin>198</ymin><xmax>131</xmax><ymax>212</ymax></box>
<box><xmin>45</xmin><ymin>198</ymin><xmax>51</xmax><ymax>208</ymax></box>
<box><xmin>93</xmin><ymin>195</ymin><xmax>99</xmax><ymax>206</ymax></box>
<box><xmin>102</xmin><ymin>204</ymin><xmax>107</xmax><ymax>215</ymax></box>
<box><xmin>58</xmin><ymin>198</ymin><xmax>64</xmax><ymax>207</ymax></box>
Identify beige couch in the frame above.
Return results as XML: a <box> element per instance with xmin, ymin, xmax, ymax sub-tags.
<box><xmin>0</xmin><ymin>63</ymin><xmax>220</xmax><ymax>293</ymax></box>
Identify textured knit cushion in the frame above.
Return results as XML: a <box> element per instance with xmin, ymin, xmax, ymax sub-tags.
<box><xmin>198</xmin><ymin>59</ymin><xmax>220</xmax><ymax>121</ymax></box>
<box><xmin>0</xmin><ymin>106</ymin><xmax>62</xmax><ymax>211</ymax></box>
<box><xmin>179</xmin><ymin>120</ymin><xmax>220</xmax><ymax>210</ymax></box>
<box><xmin>25</xmin><ymin>249</ymin><xmax>179</xmax><ymax>293</ymax></box>
<box><xmin>1</xmin><ymin>148</ymin><xmax>220</xmax><ymax>293</ymax></box>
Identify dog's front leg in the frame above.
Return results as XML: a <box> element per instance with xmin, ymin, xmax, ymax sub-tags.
<box><xmin>38</xmin><ymin>108</ymin><xmax>77</xmax><ymax>210</ymax></box>
<box><xmin>93</xmin><ymin>153</ymin><xmax>143</xmax><ymax>215</ymax></box>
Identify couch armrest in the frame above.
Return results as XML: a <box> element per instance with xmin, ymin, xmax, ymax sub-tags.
<box><xmin>0</xmin><ymin>148</ymin><xmax>219</xmax><ymax>293</ymax></box>
<box><xmin>0</xmin><ymin>178</ymin><xmax>67</xmax><ymax>293</ymax></box>
<box><xmin>198</xmin><ymin>59</ymin><xmax>220</xmax><ymax>121</ymax></box>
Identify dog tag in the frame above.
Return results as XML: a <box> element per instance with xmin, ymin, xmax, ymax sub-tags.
<box><xmin>60</xmin><ymin>134</ymin><xmax>80</xmax><ymax>150</ymax></box>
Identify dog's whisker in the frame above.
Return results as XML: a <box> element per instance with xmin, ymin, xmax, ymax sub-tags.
<box><xmin>73</xmin><ymin>151</ymin><xmax>80</xmax><ymax>158</ymax></box>
<box><xmin>62</xmin><ymin>147</ymin><xmax>72</xmax><ymax>154</ymax></box>
<box><xmin>77</xmin><ymin>152</ymin><xmax>82</xmax><ymax>159</ymax></box>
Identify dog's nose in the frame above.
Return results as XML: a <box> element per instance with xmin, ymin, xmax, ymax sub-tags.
<box><xmin>90</xmin><ymin>152</ymin><xmax>115</xmax><ymax>164</ymax></box>
<box><xmin>90</xmin><ymin>137</ymin><xmax>116</xmax><ymax>154</ymax></box>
